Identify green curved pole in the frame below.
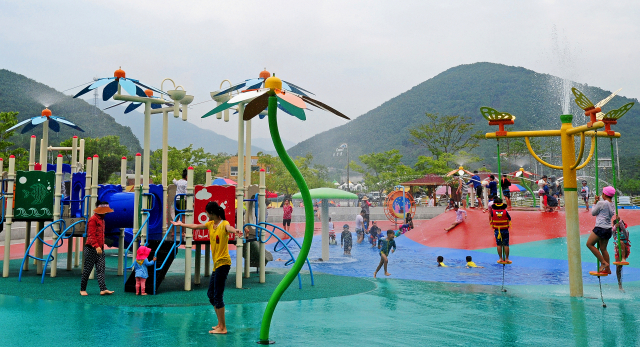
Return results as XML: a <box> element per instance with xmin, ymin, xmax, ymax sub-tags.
<box><xmin>259</xmin><ymin>94</ymin><xmax>315</xmax><ymax>344</ymax></box>
<box><xmin>610</xmin><ymin>138</ymin><xmax>623</xmax><ymax>263</ymax></box>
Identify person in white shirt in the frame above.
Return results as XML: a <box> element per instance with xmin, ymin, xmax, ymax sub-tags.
<box><xmin>445</xmin><ymin>204</ymin><xmax>467</xmax><ymax>232</ymax></box>
<box><xmin>355</xmin><ymin>210</ymin><xmax>366</xmax><ymax>243</ymax></box>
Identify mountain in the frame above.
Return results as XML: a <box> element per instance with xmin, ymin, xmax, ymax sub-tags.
<box><xmin>103</xmin><ymin>103</ymin><xmax>268</xmax><ymax>155</ymax></box>
<box><xmin>0</xmin><ymin>69</ymin><xmax>142</xmax><ymax>154</ymax></box>
<box><xmin>288</xmin><ymin>62</ymin><xmax>640</xmax><ymax>172</ymax></box>
<box><xmin>251</xmin><ymin>137</ymin><xmax>296</xmax><ymax>152</ymax></box>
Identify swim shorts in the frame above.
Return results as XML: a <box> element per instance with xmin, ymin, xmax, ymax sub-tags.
<box><xmin>475</xmin><ymin>186</ymin><xmax>483</xmax><ymax>199</ymax></box>
<box><xmin>593</xmin><ymin>227</ymin><xmax>612</xmax><ymax>241</ymax></box>
<box><xmin>495</xmin><ymin>229</ymin><xmax>509</xmax><ymax>246</ymax></box>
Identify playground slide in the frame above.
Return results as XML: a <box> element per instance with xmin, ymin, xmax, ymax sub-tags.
<box><xmin>124</xmin><ymin>240</ymin><xmax>176</xmax><ymax>294</ymax></box>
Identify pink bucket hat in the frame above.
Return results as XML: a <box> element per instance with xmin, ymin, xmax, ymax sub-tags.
<box><xmin>603</xmin><ymin>186</ymin><xmax>616</xmax><ymax>197</ymax></box>
<box><xmin>136</xmin><ymin>246</ymin><xmax>152</xmax><ymax>261</ymax></box>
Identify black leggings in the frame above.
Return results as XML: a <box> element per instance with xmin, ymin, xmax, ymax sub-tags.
<box><xmin>80</xmin><ymin>245</ymin><xmax>107</xmax><ymax>291</ymax></box>
<box><xmin>208</xmin><ymin>265</ymin><xmax>230</xmax><ymax>309</ymax></box>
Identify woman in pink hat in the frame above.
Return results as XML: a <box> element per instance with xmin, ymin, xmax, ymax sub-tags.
<box><xmin>80</xmin><ymin>200</ymin><xmax>115</xmax><ymax>296</ymax></box>
<box><xmin>586</xmin><ymin>186</ymin><xmax>618</xmax><ymax>274</ymax></box>
<box><xmin>133</xmin><ymin>246</ymin><xmax>156</xmax><ymax>295</ymax></box>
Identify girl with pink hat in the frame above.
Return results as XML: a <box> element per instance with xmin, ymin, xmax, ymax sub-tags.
<box><xmin>586</xmin><ymin>186</ymin><xmax>618</xmax><ymax>274</ymax></box>
<box><xmin>133</xmin><ymin>246</ymin><xmax>156</xmax><ymax>295</ymax></box>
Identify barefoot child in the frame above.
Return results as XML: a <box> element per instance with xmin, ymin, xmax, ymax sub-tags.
<box><xmin>341</xmin><ymin>224</ymin><xmax>352</xmax><ymax>255</ymax></box>
<box><xmin>490</xmin><ymin>198</ymin><xmax>511</xmax><ymax>263</ymax></box>
<box><xmin>133</xmin><ymin>246</ymin><xmax>157</xmax><ymax>295</ymax></box>
<box><xmin>328</xmin><ymin>217</ymin><xmax>337</xmax><ymax>245</ymax></box>
<box><xmin>171</xmin><ymin>201</ymin><xmax>243</xmax><ymax>335</ymax></box>
<box><xmin>586</xmin><ymin>186</ymin><xmax>617</xmax><ymax>274</ymax></box>
<box><xmin>374</xmin><ymin>230</ymin><xmax>396</xmax><ymax>277</ymax></box>
<box><xmin>445</xmin><ymin>204</ymin><xmax>467</xmax><ymax>231</ymax></box>
<box><xmin>580</xmin><ymin>180</ymin><xmax>590</xmax><ymax>211</ymax></box>
<box><xmin>369</xmin><ymin>221</ymin><xmax>380</xmax><ymax>247</ymax></box>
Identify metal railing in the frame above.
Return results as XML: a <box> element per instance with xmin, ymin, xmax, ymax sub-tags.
<box><xmin>152</xmin><ymin>213</ymin><xmax>185</xmax><ymax>295</ymax></box>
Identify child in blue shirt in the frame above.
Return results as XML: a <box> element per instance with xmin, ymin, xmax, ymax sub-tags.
<box><xmin>374</xmin><ymin>230</ymin><xmax>396</xmax><ymax>278</ymax></box>
<box><xmin>134</xmin><ymin>246</ymin><xmax>157</xmax><ymax>295</ymax></box>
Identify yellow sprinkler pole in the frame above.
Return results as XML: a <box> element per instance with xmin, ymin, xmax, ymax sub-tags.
<box><xmin>560</xmin><ymin>115</ymin><xmax>583</xmax><ymax>297</ymax></box>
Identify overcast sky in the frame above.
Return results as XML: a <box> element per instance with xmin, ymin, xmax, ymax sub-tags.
<box><xmin>1</xmin><ymin>1</ymin><xmax>639</xmax><ymax>144</ymax></box>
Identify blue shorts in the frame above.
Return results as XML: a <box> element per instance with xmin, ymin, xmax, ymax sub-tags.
<box><xmin>495</xmin><ymin>229</ymin><xmax>509</xmax><ymax>246</ymax></box>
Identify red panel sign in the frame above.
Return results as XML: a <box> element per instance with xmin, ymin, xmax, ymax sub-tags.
<box><xmin>193</xmin><ymin>185</ymin><xmax>236</xmax><ymax>242</ymax></box>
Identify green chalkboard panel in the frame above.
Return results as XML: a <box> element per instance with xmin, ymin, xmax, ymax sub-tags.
<box><xmin>14</xmin><ymin>170</ymin><xmax>55</xmax><ymax>221</ymax></box>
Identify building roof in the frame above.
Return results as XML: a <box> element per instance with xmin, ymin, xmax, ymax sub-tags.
<box><xmin>400</xmin><ymin>174</ymin><xmax>447</xmax><ymax>186</ymax></box>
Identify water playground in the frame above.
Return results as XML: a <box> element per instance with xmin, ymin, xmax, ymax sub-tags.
<box><xmin>1</xmin><ymin>71</ymin><xmax>640</xmax><ymax>345</ymax></box>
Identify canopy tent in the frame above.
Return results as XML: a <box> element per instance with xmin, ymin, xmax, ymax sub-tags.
<box><xmin>292</xmin><ymin>188</ymin><xmax>358</xmax><ymax>261</ymax></box>
<box><xmin>212</xmin><ymin>177</ymin><xmax>237</xmax><ymax>185</ymax></box>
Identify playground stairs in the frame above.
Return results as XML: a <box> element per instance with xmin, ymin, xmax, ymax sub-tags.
<box><xmin>124</xmin><ymin>240</ymin><xmax>176</xmax><ymax>295</ymax></box>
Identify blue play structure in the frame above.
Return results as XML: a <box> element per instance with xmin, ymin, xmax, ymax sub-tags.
<box><xmin>243</xmin><ymin>221</ymin><xmax>314</xmax><ymax>289</ymax></box>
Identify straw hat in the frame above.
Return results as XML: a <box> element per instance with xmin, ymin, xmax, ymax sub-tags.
<box><xmin>94</xmin><ymin>203</ymin><xmax>114</xmax><ymax>214</ymax></box>
<box><xmin>362</xmin><ymin>196</ymin><xmax>369</xmax><ymax>201</ymax></box>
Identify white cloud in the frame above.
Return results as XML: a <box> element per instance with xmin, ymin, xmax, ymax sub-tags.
<box><xmin>195</xmin><ymin>189</ymin><xmax>212</xmax><ymax>201</ymax></box>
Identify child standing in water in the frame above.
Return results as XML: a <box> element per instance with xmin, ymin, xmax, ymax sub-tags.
<box><xmin>133</xmin><ymin>246</ymin><xmax>157</xmax><ymax>295</ymax></box>
<box><xmin>586</xmin><ymin>186</ymin><xmax>617</xmax><ymax>274</ymax></box>
<box><xmin>490</xmin><ymin>198</ymin><xmax>511</xmax><ymax>263</ymax></box>
<box><xmin>374</xmin><ymin>230</ymin><xmax>396</xmax><ymax>277</ymax></box>
<box><xmin>171</xmin><ymin>201</ymin><xmax>243</xmax><ymax>334</ymax></box>
<box><xmin>580</xmin><ymin>180</ymin><xmax>590</xmax><ymax>211</ymax></box>
<box><xmin>341</xmin><ymin>224</ymin><xmax>352</xmax><ymax>255</ymax></box>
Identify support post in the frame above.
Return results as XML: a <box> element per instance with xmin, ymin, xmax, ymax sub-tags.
<box><xmin>89</xmin><ymin>154</ymin><xmax>99</xmax><ymax>280</ymax></box>
<box><xmin>117</xmin><ymin>156</ymin><xmax>127</xmax><ymax>276</ymax></box>
<box><xmin>82</xmin><ymin>157</ymin><xmax>92</xmax><ymax>273</ymax></box>
<box><xmin>36</xmin><ymin>137</ymin><xmax>46</xmax><ymax>274</ymax></box>
<box><xmin>142</xmin><ymin>101</ymin><xmax>151</xmax><ymax>245</ymax></box>
<box><xmin>75</xmin><ymin>139</ymin><xmax>85</xmax><ymax>267</ymax></box>
<box><xmin>24</xmin><ymin>136</ymin><xmax>37</xmax><ymax>271</ymax></box>
<box><xmin>321</xmin><ymin>198</ymin><xmax>329</xmax><ymax>261</ymax></box>
<box><xmin>560</xmin><ymin>115</ymin><xmax>583</xmax><ymax>297</ymax></box>
<box><xmin>259</xmin><ymin>169</ymin><xmax>266</xmax><ymax>283</ymax></box>
<box><xmin>132</xmin><ymin>153</ymin><xmax>141</xmax><ymax>272</ymax></box>
<box><xmin>184</xmin><ymin>166</ymin><xmax>194</xmax><ymax>291</ymax></box>
<box><xmin>194</xmin><ymin>243</ymin><xmax>201</xmax><ymax>285</ymax></box>
<box><xmin>2</xmin><ymin>156</ymin><xmax>15</xmax><ymax>277</ymax></box>
<box><xmin>496</xmin><ymin>139</ymin><xmax>502</xmax><ymax>198</ymax></box>
<box><xmin>51</xmin><ymin>155</ymin><xmax>63</xmax><ymax>277</ymax></box>
<box><xmin>236</xmin><ymin>103</ymin><xmax>245</xmax><ymax>288</ymax></box>
<box><xmin>244</xmin><ymin>119</ymin><xmax>252</xmax><ymax>279</ymax></box>
<box><xmin>162</xmin><ymin>109</ymin><xmax>169</xmax><ymax>237</ymax></box>
<box><xmin>204</xmin><ymin>169</ymin><xmax>211</xmax><ymax>277</ymax></box>
<box><xmin>66</xmin><ymin>136</ymin><xmax>78</xmax><ymax>271</ymax></box>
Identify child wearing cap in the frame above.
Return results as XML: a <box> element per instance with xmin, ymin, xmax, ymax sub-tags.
<box><xmin>341</xmin><ymin>224</ymin><xmax>353</xmax><ymax>255</ymax></box>
<box><xmin>133</xmin><ymin>246</ymin><xmax>157</xmax><ymax>295</ymax></box>
<box><xmin>586</xmin><ymin>186</ymin><xmax>618</xmax><ymax>274</ymax></box>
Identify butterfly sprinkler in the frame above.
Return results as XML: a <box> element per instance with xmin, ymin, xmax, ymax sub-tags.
<box><xmin>571</xmin><ymin>87</ymin><xmax>634</xmax><ymax>307</ymax></box>
<box><xmin>73</xmin><ymin>68</ymin><xmax>195</xmax><ymax>285</ymax></box>
<box><xmin>202</xmin><ymin>72</ymin><xmax>349</xmax><ymax>344</ymax></box>
<box><xmin>3</xmin><ymin>106</ymin><xmax>85</xmax><ymax>278</ymax></box>
<box><xmin>480</xmin><ymin>87</ymin><xmax>633</xmax><ymax>299</ymax></box>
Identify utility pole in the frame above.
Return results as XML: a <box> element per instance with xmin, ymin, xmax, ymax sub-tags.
<box><xmin>334</xmin><ymin>143</ymin><xmax>349</xmax><ymax>191</ymax></box>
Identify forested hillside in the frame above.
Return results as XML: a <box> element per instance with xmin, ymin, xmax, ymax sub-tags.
<box><xmin>0</xmin><ymin>69</ymin><xmax>142</xmax><ymax>153</ymax></box>
<box><xmin>289</xmin><ymin>63</ymin><xmax>640</xmax><ymax>173</ymax></box>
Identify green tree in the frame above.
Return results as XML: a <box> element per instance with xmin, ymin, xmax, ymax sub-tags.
<box><xmin>409</xmin><ymin>113</ymin><xmax>483</xmax><ymax>160</ymax></box>
<box><xmin>0</xmin><ymin>112</ymin><xmax>29</xmax><ymax>170</ymax></box>
<box><xmin>150</xmin><ymin>145</ymin><xmax>229</xmax><ymax>185</ymax></box>
<box><xmin>351</xmin><ymin>149</ymin><xmax>416</xmax><ymax>195</ymax></box>
<box><xmin>256</xmin><ymin>152</ymin><xmax>331</xmax><ymax>195</ymax></box>
<box><xmin>61</xmin><ymin>135</ymin><xmax>129</xmax><ymax>183</ymax></box>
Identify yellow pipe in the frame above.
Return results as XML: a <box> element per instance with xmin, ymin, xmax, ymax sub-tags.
<box><xmin>486</xmin><ymin>129</ymin><xmax>561</xmax><ymax>139</ymax></box>
<box><xmin>570</xmin><ymin>132</ymin><xmax>586</xmax><ymax>170</ymax></box>
<box><xmin>525</xmin><ymin>137</ymin><xmax>562</xmax><ymax>169</ymax></box>
<box><xmin>566</xmin><ymin>121</ymin><xmax>604</xmax><ymax>135</ymax></box>
<box><xmin>584</xmin><ymin>131</ymin><xmax>621</xmax><ymax>138</ymax></box>
<box><xmin>574</xmin><ymin>135</ymin><xmax>596</xmax><ymax>170</ymax></box>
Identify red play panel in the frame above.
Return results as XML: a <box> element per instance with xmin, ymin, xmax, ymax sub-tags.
<box><xmin>405</xmin><ymin>208</ymin><xmax>640</xmax><ymax>250</ymax></box>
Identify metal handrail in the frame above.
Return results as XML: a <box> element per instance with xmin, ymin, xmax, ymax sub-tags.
<box><xmin>152</xmin><ymin>213</ymin><xmax>185</xmax><ymax>295</ymax></box>
<box><xmin>0</xmin><ymin>196</ymin><xmax>5</xmax><ymax>224</ymax></box>
<box><xmin>18</xmin><ymin>219</ymin><xmax>66</xmax><ymax>283</ymax></box>
<box><xmin>173</xmin><ymin>193</ymin><xmax>192</xmax><ymax>213</ymax></box>
<box><xmin>247</xmin><ymin>222</ymin><xmax>315</xmax><ymax>288</ymax></box>
<box><xmin>141</xmin><ymin>192</ymin><xmax>156</xmax><ymax>211</ymax></box>
<box><xmin>123</xmin><ymin>211</ymin><xmax>151</xmax><ymax>285</ymax></box>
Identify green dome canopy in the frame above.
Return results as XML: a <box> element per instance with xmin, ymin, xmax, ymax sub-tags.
<box><xmin>292</xmin><ymin>188</ymin><xmax>358</xmax><ymax>200</ymax></box>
